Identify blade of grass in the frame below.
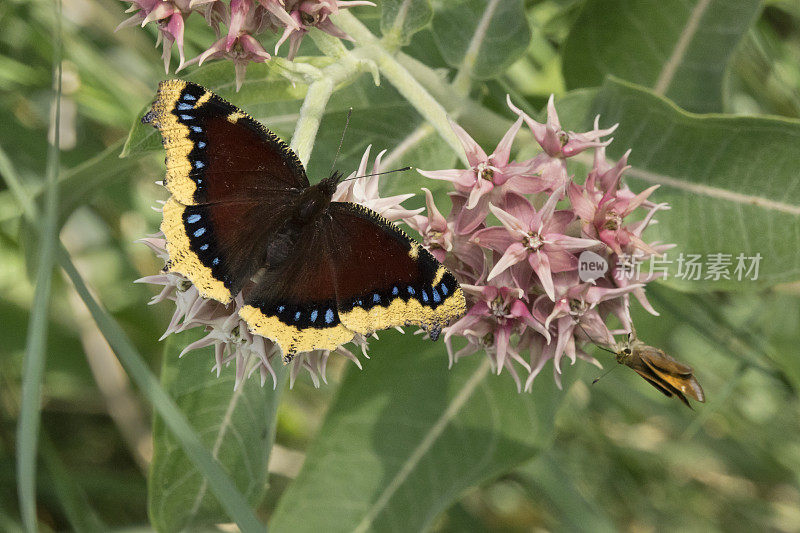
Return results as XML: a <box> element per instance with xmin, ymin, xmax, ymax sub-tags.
<box><xmin>16</xmin><ymin>2</ymin><xmax>62</xmax><ymax>530</ymax></box>
<box><xmin>1</xmin><ymin>145</ymin><xmax>265</xmax><ymax>532</ymax></box>
<box><xmin>58</xmin><ymin>248</ymin><xmax>266</xmax><ymax>533</ymax></box>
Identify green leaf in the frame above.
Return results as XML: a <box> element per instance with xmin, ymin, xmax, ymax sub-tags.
<box><xmin>270</xmin><ymin>331</ymin><xmax>563</xmax><ymax>532</ymax></box>
<box><xmin>149</xmin><ymin>331</ymin><xmax>284</xmax><ymax>533</ymax></box>
<box><xmin>563</xmin><ymin>0</ymin><xmax>761</xmax><ymax>113</ymax></box>
<box><xmin>431</xmin><ymin>0</ymin><xmax>531</xmax><ymax>80</ymax></box>
<box><xmin>515</xmin><ymin>455</ymin><xmax>616</xmax><ymax>533</ymax></box>
<box><xmin>562</xmin><ymin>78</ymin><xmax>800</xmax><ymax>290</ymax></box>
<box><xmin>380</xmin><ymin>0</ymin><xmax>433</xmax><ymax>45</ymax></box>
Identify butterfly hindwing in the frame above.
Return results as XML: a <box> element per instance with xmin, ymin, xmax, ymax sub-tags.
<box><xmin>329</xmin><ymin>202</ymin><xmax>466</xmax><ymax>340</ymax></box>
<box><xmin>239</xmin><ymin>222</ymin><xmax>355</xmax><ymax>354</ymax></box>
<box><xmin>238</xmin><ymin>203</ymin><xmax>466</xmax><ymax>356</ymax></box>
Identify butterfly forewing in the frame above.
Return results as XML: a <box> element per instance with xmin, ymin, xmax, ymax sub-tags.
<box><xmin>145</xmin><ymin>79</ymin><xmax>308</xmax><ymax>205</ymax></box>
<box><xmin>636</xmin><ymin>346</ymin><xmax>705</xmax><ymax>403</ymax></box>
<box><xmin>146</xmin><ymin>80</ymin><xmax>307</xmax><ymax>303</ymax></box>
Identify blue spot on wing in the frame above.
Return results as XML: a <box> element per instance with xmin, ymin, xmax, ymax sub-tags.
<box><xmin>197</xmin><ymin>141</ymin><xmax>206</xmax><ymax>148</ymax></box>
<box><xmin>177</xmin><ymin>102</ymin><xmax>193</xmax><ymax>111</ymax></box>
<box><xmin>277</xmin><ymin>305</ymin><xmax>285</xmax><ymax>312</ymax></box>
<box><xmin>392</xmin><ymin>286</ymin><xmax>399</xmax><ymax>296</ymax></box>
<box><xmin>194</xmin><ymin>160</ymin><xmax>204</xmax><ymax>169</ymax></box>
<box><xmin>440</xmin><ymin>283</ymin><xmax>448</xmax><ymax>296</ymax></box>
<box><xmin>180</xmin><ymin>114</ymin><xmax>193</xmax><ymax>121</ymax></box>
<box><xmin>294</xmin><ymin>311</ymin><xmax>301</xmax><ymax>321</ymax></box>
<box><xmin>191</xmin><ymin>126</ymin><xmax>202</xmax><ymax>133</ymax></box>
<box><xmin>422</xmin><ymin>290</ymin><xmax>429</xmax><ymax>303</ymax></box>
<box><xmin>212</xmin><ymin>257</ymin><xmax>220</xmax><ymax>266</ymax></box>
<box><xmin>432</xmin><ymin>287</ymin><xmax>441</xmax><ymax>303</ymax></box>
<box><xmin>183</xmin><ymin>93</ymin><xmax>197</xmax><ymax>101</ymax></box>
<box><xmin>199</xmin><ymin>243</ymin><xmax>209</xmax><ymax>251</ymax></box>
<box><xmin>325</xmin><ymin>309</ymin><xmax>334</xmax><ymax>324</ymax></box>
<box><xmin>187</xmin><ymin>214</ymin><xmax>200</xmax><ymax>223</ymax></box>
<box><xmin>310</xmin><ymin>310</ymin><xmax>318</xmax><ymax>322</ymax></box>
<box><xmin>372</xmin><ymin>293</ymin><xmax>381</xmax><ymax>304</ymax></box>
<box><xmin>193</xmin><ymin>227</ymin><xmax>205</xmax><ymax>237</ymax></box>
<box><xmin>407</xmin><ymin>286</ymin><xmax>415</xmax><ymax>295</ymax></box>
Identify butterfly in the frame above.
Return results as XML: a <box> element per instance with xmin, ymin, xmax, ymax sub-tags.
<box><xmin>142</xmin><ymin>80</ymin><xmax>467</xmax><ymax>360</ymax></box>
<box><xmin>614</xmin><ymin>333</ymin><xmax>705</xmax><ymax>408</ymax></box>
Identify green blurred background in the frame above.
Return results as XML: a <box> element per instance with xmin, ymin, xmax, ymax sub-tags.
<box><xmin>2</xmin><ymin>0</ymin><xmax>800</xmax><ymax>531</ymax></box>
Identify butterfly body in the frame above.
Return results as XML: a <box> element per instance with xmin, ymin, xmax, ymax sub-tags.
<box><xmin>616</xmin><ymin>336</ymin><xmax>705</xmax><ymax>408</ymax></box>
<box><xmin>144</xmin><ymin>80</ymin><xmax>466</xmax><ymax>359</ymax></box>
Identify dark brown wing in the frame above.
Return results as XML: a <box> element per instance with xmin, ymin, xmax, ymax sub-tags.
<box><xmin>239</xmin><ymin>219</ymin><xmax>355</xmax><ymax>356</ymax></box>
<box><xmin>239</xmin><ymin>202</ymin><xmax>467</xmax><ymax>356</ymax></box>
<box><xmin>144</xmin><ymin>79</ymin><xmax>308</xmax><ymax>205</ymax></box>
<box><xmin>328</xmin><ymin>202</ymin><xmax>466</xmax><ymax>340</ymax></box>
<box><xmin>146</xmin><ymin>80</ymin><xmax>306</xmax><ymax>304</ymax></box>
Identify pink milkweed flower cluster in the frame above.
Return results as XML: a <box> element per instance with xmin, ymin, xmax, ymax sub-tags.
<box><xmin>116</xmin><ymin>0</ymin><xmax>375</xmax><ymax>89</ymax></box>
<box><xmin>138</xmin><ymin>148</ymin><xmax>412</xmax><ymax>389</ymax></box>
<box><xmin>411</xmin><ymin>96</ymin><xmax>672</xmax><ymax>391</ymax></box>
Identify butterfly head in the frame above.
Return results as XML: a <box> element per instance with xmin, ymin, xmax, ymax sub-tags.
<box><xmin>318</xmin><ymin>170</ymin><xmax>345</xmax><ymax>198</ymax></box>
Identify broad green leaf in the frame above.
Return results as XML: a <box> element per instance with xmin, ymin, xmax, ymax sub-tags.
<box><xmin>562</xmin><ymin>78</ymin><xmax>800</xmax><ymax>290</ymax></box>
<box><xmin>563</xmin><ymin>0</ymin><xmax>761</xmax><ymax>113</ymax></box>
<box><xmin>149</xmin><ymin>331</ymin><xmax>284</xmax><ymax>532</ymax></box>
<box><xmin>431</xmin><ymin>0</ymin><xmax>531</xmax><ymax>80</ymax></box>
<box><xmin>380</xmin><ymin>0</ymin><xmax>433</xmax><ymax>45</ymax></box>
<box><xmin>515</xmin><ymin>455</ymin><xmax>616</xmax><ymax>533</ymax></box>
<box><xmin>270</xmin><ymin>331</ymin><xmax>563</xmax><ymax>533</ymax></box>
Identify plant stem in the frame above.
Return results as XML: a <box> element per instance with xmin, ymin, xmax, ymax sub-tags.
<box><xmin>333</xmin><ymin>12</ymin><xmax>468</xmax><ymax>165</ymax></box>
<box><xmin>290</xmin><ymin>30</ymin><xmax>370</xmax><ymax>166</ymax></box>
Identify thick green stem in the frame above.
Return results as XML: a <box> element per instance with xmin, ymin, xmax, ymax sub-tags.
<box><xmin>291</xmin><ymin>77</ymin><xmax>335</xmax><ymax>166</ymax></box>
<box><xmin>290</xmin><ymin>30</ymin><xmax>371</xmax><ymax>166</ymax></box>
<box><xmin>333</xmin><ymin>11</ymin><xmax>531</xmax><ymax>158</ymax></box>
<box><xmin>333</xmin><ymin>12</ymin><xmax>467</xmax><ymax>165</ymax></box>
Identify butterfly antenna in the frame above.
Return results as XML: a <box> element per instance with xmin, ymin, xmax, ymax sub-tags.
<box><xmin>330</xmin><ymin>107</ymin><xmax>352</xmax><ymax>175</ymax></box>
<box><xmin>574</xmin><ymin>321</ymin><xmax>617</xmax><ymax>355</ymax></box>
<box><xmin>339</xmin><ymin>166</ymin><xmax>413</xmax><ymax>183</ymax></box>
<box><xmin>592</xmin><ymin>366</ymin><xmax>617</xmax><ymax>385</ymax></box>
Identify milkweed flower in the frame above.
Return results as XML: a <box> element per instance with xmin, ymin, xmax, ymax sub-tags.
<box><xmin>418</xmin><ymin>118</ymin><xmax>540</xmax><ymax>233</ymax></box>
<box><xmin>115</xmin><ymin>0</ymin><xmax>376</xmax><ymax>87</ymax></box>
<box><xmin>333</xmin><ymin>145</ymin><xmax>422</xmax><ymax>222</ymax></box>
<box><xmin>275</xmin><ymin>0</ymin><xmax>376</xmax><ymax>60</ymax></box>
<box><xmin>409</xmin><ymin>95</ymin><xmax>673</xmax><ymax>390</ymax></box>
<box><xmin>139</xmin><ymin>147</ymin><xmax>405</xmax><ymax>388</ymax></box>
<box><xmin>116</xmin><ymin>0</ymin><xmax>191</xmax><ymax>72</ymax></box>
<box><xmin>471</xmin><ymin>191</ymin><xmax>602</xmax><ymax>300</ymax></box>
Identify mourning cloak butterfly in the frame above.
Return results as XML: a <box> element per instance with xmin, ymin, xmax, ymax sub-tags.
<box><xmin>143</xmin><ymin>80</ymin><xmax>467</xmax><ymax>359</ymax></box>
